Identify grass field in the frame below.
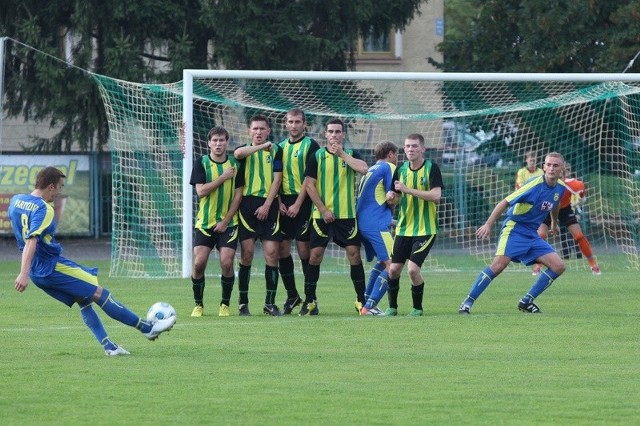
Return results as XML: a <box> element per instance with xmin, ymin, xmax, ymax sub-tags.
<box><xmin>1</xmin><ymin>256</ymin><xmax>638</xmax><ymax>425</ymax></box>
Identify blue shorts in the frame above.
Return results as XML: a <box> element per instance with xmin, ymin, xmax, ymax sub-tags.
<box><xmin>360</xmin><ymin>229</ymin><xmax>394</xmax><ymax>262</ymax></box>
<box><xmin>31</xmin><ymin>257</ymin><xmax>100</xmax><ymax>307</ymax></box>
<box><xmin>496</xmin><ymin>221</ymin><xmax>555</xmax><ymax>266</ymax></box>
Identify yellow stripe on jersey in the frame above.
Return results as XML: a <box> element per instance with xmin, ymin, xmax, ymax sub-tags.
<box><xmin>195</xmin><ymin>156</ymin><xmax>239</xmax><ymax>230</ymax></box>
<box><xmin>243</xmin><ymin>148</ymin><xmax>277</xmax><ymax>198</ymax></box>
<box><xmin>395</xmin><ymin>160</ymin><xmax>438</xmax><ymax>237</ymax></box>
<box><xmin>280</xmin><ymin>136</ymin><xmax>313</xmax><ymax>195</ymax></box>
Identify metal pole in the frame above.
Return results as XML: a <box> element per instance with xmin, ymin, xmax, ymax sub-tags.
<box><xmin>0</xmin><ymin>37</ymin><xmax>7</xmax><ymax>150</ymax></box>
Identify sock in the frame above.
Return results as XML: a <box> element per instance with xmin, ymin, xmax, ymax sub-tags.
<box><xmin>238</xmin><ymin>263</ymin><xmax>251</xmax><ymax>305</ymax></box>
<box><xmin>574</xmin><ymin>232</ymin><xmax>594</xmax><ymax>259</ymax></box>
<box><xmin>304</xmin><ymin>264</ymin><xmax>320</xmax><ymax>302</ymax></box>
<box><xmin>279</xmin><ymin>255</ymin><xmax>298</xmax><ymax>298</ymax></box>
<box><xmin>411</xmin><ymin>282</ymin><xmax>424</xmax><ymax>311</ymax></box>
<box><xmin>365</xmin><ymin>261</ymin><xmax>385</xmax><ymax>300</ymax></box>
<box><xmin>220</xmin><ymin>274</ymin><xmax>234</xmax><ymax>306</ymax></box>
<box><xmin>465</xmin><ymin>267</ymin><xmax>496</xmax><ymax>305</ymax></box>
<box><xmin>300</xmin><ymin>257</ymin><xmax>310</xmax><ymax>280</ymax></box>
<box><xmin>80</xmin><ymin>301</ymin><xmax>117</xmax><ymax>351</ymax></box>
<box><xmin>97</xmin><ymin>289</ymin><xmax>150</xmax><ymax>332</ymax></box>
<box><xmin>522</xmin><ymin>268</ymin><xmax>561</xmax><ymax>302</ymax></box>
<box><xmin>365</xmin><ymin>270</ymin><xmax>389</xmax><ymax>309</ymax></box>
<box><xmin>191</xmin><ymin>276</ymin><xmax>205</xmax><ymax>305</ymax></box>
<box><xmin>387</xmin><ymin>277</ymin><xmax>400</xmax><ymax>309</ymax></box>
<box><xmin>265</xmin><ymin>265</ymin><xmax>279</xmax><ymax>305</ymax></box>
<box><xmin>350</xmin><ymin>263</ymin><xmax>366</xmax><ymax>303</ymax></box>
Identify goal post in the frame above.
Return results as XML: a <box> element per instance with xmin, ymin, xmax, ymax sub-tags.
<box><xmin>95</xmin><ymin>70</ymin><xmax>640</xmax><ymax>278</ymax></box>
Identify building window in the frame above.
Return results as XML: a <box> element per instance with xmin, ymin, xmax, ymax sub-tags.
<box><xmin>357</xmin><ymin>27</ymin><xmax>401</xmax><ymax>61</ymax></box>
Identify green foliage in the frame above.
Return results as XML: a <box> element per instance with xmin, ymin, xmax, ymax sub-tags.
<box><xmin>436</xmin><ymin>0</ymin><xmax>640</xmax><ymax>73</ymax></box>
<box><xmin>0</xmin><ymin>259</ymin><xmax>638</xmax><ymax>424</ymax></box>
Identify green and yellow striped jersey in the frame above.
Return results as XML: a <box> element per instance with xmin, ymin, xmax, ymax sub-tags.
<box><xmin>236</xmin><ymin>144</ymin><xmax>283</xmax><ymax>198</ymax></box>
<box><xmin>393</xmin><ymin>160</ymin><xmax>443</xmax><ymax>237</ymax></box>
<box><xmin>279</xmin><ymin>136</ymin><xmax>319</xmax><ymax>196</ymax></box>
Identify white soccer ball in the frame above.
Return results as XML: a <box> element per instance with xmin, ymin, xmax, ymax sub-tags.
<box><xmin>146</xmin><ymin>302</ymin><xmax>176</xmax><ymax>322</ymax></box>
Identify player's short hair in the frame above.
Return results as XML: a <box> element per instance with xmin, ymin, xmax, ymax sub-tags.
<box><xmin>35</xmin><ymin>167</ymin><xmax>66</xmax><ymax>190</ymax></box>
<box><xmin>406</xmin><ymin>133</ymin><xmax>425</xmax><ymax>145</ymax></box>
<box><xmin>374</xmin><ymin>141</ymin><xmax>398</xmax><ymax>160</ymax></box>
<box><xmin>249</xmin><ymin>114</ymin><xmax>270</xmax><ymax>127</ymax></box>
<box><xmin>326</xmin><ymin>118</ymin><xmax>345</xmax><ymax>131</ymax></box>
<box><xmin>286</xmin><ymin>108</ymin><xmax>306</xmax><ymax>122</ymax></box>
<box><xmin>545</xmin><ymin>151</ymin><xmax>565</xmax><ymax>163</ymax></box>
<box><xmin>207</xmin><ymin>126</ymin><xmax>229</xmax><ymax>141</ymax></box>
<box><xmin>525</xmin><ymin>150</ymin><xmax>537</xmax><ymax>159</ymax></box>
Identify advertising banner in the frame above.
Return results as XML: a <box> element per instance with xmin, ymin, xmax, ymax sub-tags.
<box><xmin>0</xmin><ymin>155</ymin><xmax>91</xmax><ymax>236</ymax></box>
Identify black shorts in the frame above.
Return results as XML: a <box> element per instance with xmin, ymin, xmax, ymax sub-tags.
<box><xmin>279</xmin><ymin>194</ymin><xmax>312</xmax><ymax>242</ymax></box>
<box><xmin>238</xmin><ymin>196</ymin><xmax>282</xmax><ymax>242</ymax></box>
<box><xmin>391</xmin><ymin>235</ymin><xmax>436</xmax><ymax>267</ymax></box>
<box><xmin>194</xmin><ymin>226</ymin><xmax>239</xmax><ymax>251</ymax></box>
<box><xmin>543</xmin><ymin>206</ymin><xmax>578</xmax><ymax>228</ymax></box>
<box><xmin>309</xmin><ymin>218</ymin><xmax>361</xmax><ymax>249</ymax></box>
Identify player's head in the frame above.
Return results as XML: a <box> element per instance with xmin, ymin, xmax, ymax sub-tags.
<box><xmin>207</xmin><ymin>126</ymin><xmax>230</xmax><ymax>156</ymax></box>
<box><xmin>543</xmin><ymin>152</ymin><xmax>565</xmax><ymax>181</ymax></box>
<box><xmin>285</xmin><ymin>109</ymin><xmax>306</xmax><ymax>140</ymax></box>
<box><xmin>248</xmin><ymin>114</ymin><xmax>271</xmax><ymax>145</ymax></box>
<box><xmin>403</xmin><ymin>133</ymin><xmax>425</xmax><ymax>162</ymax></box>
<box><xmin>524</xmin><ymin>150</ymin><xmax>537</xmax><ymax>169</ymax></box>
<box><xmin>325</xmin><ymin>118</ymin><xmax>345</xmax><ymax>146</ymax></box>
<box><xmin>563</xmin><ymin>161</ymin><xmax>572</xmax><ymax>178</ymax></box>
<box><xmin>374</xmin><ymin>141</ymin><xmax>398</xmax><ymax>164</ymax></box>
<box><xmin>35</xmin><ymin>167</ymin><xmax>66</xmax><ymax>202</ymax></box>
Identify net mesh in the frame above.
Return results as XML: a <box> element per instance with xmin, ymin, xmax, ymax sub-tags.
<box><xmin>93</xmin><ymin>73</ymin><xmax>640</xmax><ymax>277</ymax></box>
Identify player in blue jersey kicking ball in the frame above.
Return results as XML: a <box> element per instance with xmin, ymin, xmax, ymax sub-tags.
<box><xmin>9</xmin><ymin>167</ymin><xmax>175</xmax><ymax>356</ymax></box>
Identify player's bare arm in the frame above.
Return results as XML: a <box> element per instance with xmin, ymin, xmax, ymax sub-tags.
<box><xmin>477</xmin><ymin>199</ymin><xmax>509</xmax><ymax>239</ymax></box>
<box><xmin>15</xmin><ymin>237</ymin><xmax>37</xmax><ymax>292</ymax></box>
<box><xmin>304</xmin><ymin>176</ymin><xmax>334</xmax><ymax>223</ymax></box>
<box><xmin>394</xmin><ymin>181</ymin><xmax>442</xmax><ymax>203</ymax></box>
<box><xmin>195</xmin><ymin>166</ymin><xmax>235</xmax><ymax>197</ymax></box>
<box><xmin>234</xmin><ymin>142</ymin><xmax>272</xmax><ymax>160</ymax></box>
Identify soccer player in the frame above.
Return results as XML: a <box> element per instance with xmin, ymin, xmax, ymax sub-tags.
<box><xmin>277</xmin><ymin>109</ymin><xmax>320</xmax><ymax>314</ymax></box>
<box><xmin>384</xmin><ymin>134</ymin><xmax>443</xmax><ymax>317</ymax></box>
<box><xmin>189</xmin><ymin>126</ymin><xmax>243</xmax><ymax>318</ymax></box>
<box><xmin>356</xmin><ymin>141</ymin><xmax>398</xmax><ymax>316</ymax></box>
<box><xmin>234</xmin><ymin>114</ymin><xmax>284</xmax><ymax>316</ymax></box>
<box><xmin>458</xmin><ymin>152</ymin><xmax>568</xmax><ymax>314</ymax></box>
<box><xmin>8</xmin><ymin>167</ymin><xmax>175</xmax><ymax>356</ymax></box>
<box><xmin>515</xmin><ymin>150</ymin><xmax>543</xmax><ymax>189</ymax></box>
<box><xmin>301</xmin><ymin>118</ymin><xmax>369</xmax><ymax>315</ymax></box>
<box><xmin>532</xmin><ymin>162</ymin><xmax>601</xmax><ymax>275</ymax></box>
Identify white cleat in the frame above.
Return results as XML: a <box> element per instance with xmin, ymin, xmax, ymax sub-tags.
<box><xmin>143</xmin><ymin>316</ymin><xmax>176</xmax><ymax>341</ymax></box>
<box><xmin>105</xmin><ymin>345</ymin><xmax>130</xmax><ymax>356</ymax></box>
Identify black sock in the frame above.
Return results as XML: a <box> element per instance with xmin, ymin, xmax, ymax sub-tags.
<box><xmin>220</xmin><ymin>274</ymin><xmax>234</xmax><ymax>306</ymax></box>
<box><xmin>191</xmin><ymin>277</ymin><xmax>205</xmax><ymax>305</ymax></box>
<box><xmin>387</xmin><ymin>277</ymin><xmax>400</xmax><ymax>309</ymax></box>
<box><xmin>265</xmin><ymin>265</ymin><xmax>279</xmax><ymax>305</ymax></box>
<box><xmin>350</xmin><ymin>263</ymin><xmax>366</xmax><ymax>303</ymax></box>
<box><xmin>305</xmin><ymin>264</ymin><xmax>320</xmax><ymax>302</ymax></box>
<box><xmin>238</xmin><ymin>263</ymin><xmax>251</xmax><ymax>305</ymax></box>
<box><xmin>411</xmin><ymin>282</ymin><xmax>424</xmax><ymax>311</ymax></box>
<box><xmin>300</xmin><ymin>257</ymin><xmax>310</xmax><ymax>280</ymax></box>
<box><xmin>279</xmin><ymin>255</ymin><xmax>298</xmax><ymax>298</ymax></box>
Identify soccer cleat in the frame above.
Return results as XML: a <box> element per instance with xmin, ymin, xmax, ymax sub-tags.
<box><xmin>355</xmin><ymin>300</ymin><xmax>364</xmax><ymax>314</ymax></box>
<box><xmin>384</xmin><ymin>307</ymin><xmax>398</xmax><ymax>316</ymax></box>
<box><xmin>591</xmin><ymin>265</ymin><xmax>602</xmax><ymax>276</ymax></box>
<box><xmin>298</xmin><ymin>300</ymin><xmax>319</xmax><ymax>316</ymax></box>
<box><xmin>263</xmin><ymin>304</ymin><xmax>283</xmax><ymax>316</ymax></box>
<box><xmin>105</xmin><ymin>345</ymin><xmax>130</xmax><ymax>356</ymax></box>
<box><xmin>458</xmin><ymin>304</ymin><xmax>471</xmax><ymax>315</ymax></box>
<box><xmin>531</xmin><ymin>264</ymin><xmax>542</xmax><ymax>276</ymax></box>
<box><xmin>518</xmin><ymin>300</ymin><xmax>542</xmax><ymax>313</ymax></box>
<box><xmin>143</xmin><ymin>316</ymin><xmax>176</xmax><ymax>341</ymax></box>
<box><xmin>282</xmin><ymin>295</ymin><xmax>302</xmax><ymax>314</ymax></box>
<box><xmin>218</xmin><ymin>304</ymin><xmax>230</xmax><ymax>317</ymax></box>
<box><xmin>238</xmin><ymin>304</ymin><xmax>251</xmax><ymax>316</ymax></box>
<box><xmin>364</xmin><ymin>306</ymin><xmax>386</xmax><ymax>316</ymax></box>
<box><xmin>407</xmin><ymin>308</ymin><xmax>424</xmax><ymax>317</ymax></box>
<box><xmin>191</xmin><ymin>304</ymin><xmax>203</xmax><ymax>317</ymax></box>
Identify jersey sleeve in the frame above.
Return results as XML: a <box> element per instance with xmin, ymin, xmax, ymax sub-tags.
<box><xmin>273</xmin><ymin>145</ymin><xmax>283</xmax><ymax>172</ymax></box>
<box><xmin>189</xmin><ymin>156</ymin><xmax>206</xmax><ymax>186</ymax></box>
<box><xmin>429</xmin><ymin>162</ymin><xmax>444</xmax><ymax>189</ymax></box>
<box><xmin>305</xmin><ymin>151</ymin><xmax>319</xmax><ymax>179</ymax></box>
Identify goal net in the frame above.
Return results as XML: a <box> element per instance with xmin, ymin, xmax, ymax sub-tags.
<box><xmin>93</xmin><ymin>71</ymin><xmax>640</xmax><ymax>278</ymax></box>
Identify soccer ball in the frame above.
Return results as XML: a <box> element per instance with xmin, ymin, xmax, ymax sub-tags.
<box><xmin>146</xmin><ymin>302</ymin><xmax>176</xmax><ymax>322</ymax></box>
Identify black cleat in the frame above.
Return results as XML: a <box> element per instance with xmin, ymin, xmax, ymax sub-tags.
<box><xmin>263</xmin><ymin>304</ymin><xmax>283</xmax><ymax>316</ymax></box>
<box><xmin>238</xmin><ymin>303</ymin><xmax>251</xmax><ymax>316</ymax></box>
<box><xmin>282</xmin><ymin>295</ymin><xmax>302</xmax><ymax>315</ymax></box>
<box><xmin>298</xmin><ymin>300</ymin><xmax>319</xmax><ymax>316</ymax></box>
<box><xmin>518</xmin><ymin>301</ymin><xmax>542</xmax><ymax>313</ymax></box>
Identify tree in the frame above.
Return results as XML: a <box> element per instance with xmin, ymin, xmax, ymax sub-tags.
<box><xmin>433</xmin><ymin>0</ymin><xmax>640</xmax><ymax>73</ymax></box>
<box><xmin>1</xmin><ymin>0</ymin><xmax>423</xmax><ymax>152</ymax></box>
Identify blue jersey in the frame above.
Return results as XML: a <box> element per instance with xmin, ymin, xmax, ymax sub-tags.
<box><xmin>356</xmin><ymin>161</ymin><xmax>396</xmax><ymax>231</ymax></box>
<box><xmin>503</xmin><ymin>175</ymin><xmax>567</xmax><ymax>234</ymax></box>
<box><xmin>8</xmin><ymin>193</ymin><xmax>63</xmax><ymax>278</ymax></box>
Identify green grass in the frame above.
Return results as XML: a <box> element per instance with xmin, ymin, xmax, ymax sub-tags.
<box><xmin>1</xmin><ymin>258</ymin><xmax>639</xmax><ymax>425</ymax></box>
